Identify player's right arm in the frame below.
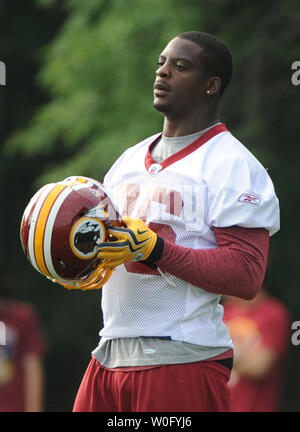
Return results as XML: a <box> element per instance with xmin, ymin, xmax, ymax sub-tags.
<box><xmin>98</xmin><ymin>219</ymin><xmax>268</xmax><ymax>300</ymax></box>
<box><xmin>155</xmin><ymin>225</ymin><xmax>269</xmax><ymax>300</ymax></box>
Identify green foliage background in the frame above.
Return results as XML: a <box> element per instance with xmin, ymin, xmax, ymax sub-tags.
<box><xmin>1</xmin><ymin>0</ymin><xmax>300</xmax><ymax>411</ymax></box>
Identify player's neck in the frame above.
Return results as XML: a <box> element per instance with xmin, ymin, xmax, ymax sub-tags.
<box><xmin>162</xmin><ymin>109</ymin><xmax>220</xmax><ymax>138</ymax></box>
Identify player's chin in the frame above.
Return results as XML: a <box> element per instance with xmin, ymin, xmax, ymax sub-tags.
<box><xmin>153</xmin><ymin>98</ymin><xmax>170</xmax><ymax>113</ymax></box>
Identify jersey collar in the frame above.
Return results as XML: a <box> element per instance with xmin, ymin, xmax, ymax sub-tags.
<box><xmin>145</xmin><ymin>123</ymin><xmax>228</xmax><ymax>173</ymax></box>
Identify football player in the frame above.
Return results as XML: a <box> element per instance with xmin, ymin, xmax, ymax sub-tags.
<box><xmin>72</xmin><ymin>31</ymin><xmax>279</xmax><ymax>412</ymax></box>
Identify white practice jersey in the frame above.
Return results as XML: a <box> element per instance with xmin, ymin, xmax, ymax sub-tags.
<box><xmin>99</xmin><ymin>124</ymin><xmax>279</xmax><ymax>348</ymax></box>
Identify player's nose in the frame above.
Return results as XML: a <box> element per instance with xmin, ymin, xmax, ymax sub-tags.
<box><xmin>155</xmin><ymin>62</ymin><xmax>171</xmax><ymax>78</ymax></box>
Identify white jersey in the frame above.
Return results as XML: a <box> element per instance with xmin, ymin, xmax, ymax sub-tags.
<box><xmin>99</xmin><ymin>124</ymin><xmax>279</xmax><ymax>348</ymax></box>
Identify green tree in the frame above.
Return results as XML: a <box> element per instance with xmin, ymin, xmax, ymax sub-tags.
<box><xmin>6</xmin><ymin>0</ymin><xmax>205</xmax><ymax>185</ymax></box>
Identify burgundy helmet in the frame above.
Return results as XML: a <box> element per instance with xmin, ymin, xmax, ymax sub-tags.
<box><xmin>20</xmin><ymin>176</ymin><xmax>121</xmax><ymax>290</ymax></box>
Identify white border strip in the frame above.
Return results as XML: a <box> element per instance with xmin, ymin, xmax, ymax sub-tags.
<box><xmin>27</xmin><ymin>184</ymin><xmax>56</xmax><ymax>274</ymax></box>
<box><xmin>43</xmin><ymin>183</ymin><xmax>87</xmax><ymax>281</ymax></box>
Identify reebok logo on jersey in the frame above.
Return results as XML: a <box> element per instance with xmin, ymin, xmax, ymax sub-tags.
<box><xmin>238</xmin><ymin>193</ymin><xmax>261</xmax><ymax>205</ymax></box>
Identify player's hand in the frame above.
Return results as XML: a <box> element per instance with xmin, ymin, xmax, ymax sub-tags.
<box><xmin>97</xmin><ymin>216</ymin><xmax>158</xmax><ymax>268</ymax></box>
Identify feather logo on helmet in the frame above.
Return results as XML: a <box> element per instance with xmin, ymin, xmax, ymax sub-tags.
<box><xmin>70</xmin><ymin>217</ymin><xmax>106</xmax><ymax>259</ymax></box>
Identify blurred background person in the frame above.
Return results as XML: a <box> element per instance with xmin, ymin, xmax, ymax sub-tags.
<box><xmin>0</xmin><ymin>272</ymin><xmax>45</xmax><ymax>412</ymax></box>
<box><xmin>223</xmin><ymin>287</ymin><xmax>291</xmax><ymax>412</ymax></box>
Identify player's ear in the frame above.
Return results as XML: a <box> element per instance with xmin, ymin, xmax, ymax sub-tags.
<box><xmin>206</xmin><ymin>76</ymin><xmax>222</xmax><ymax>96</ymax></box>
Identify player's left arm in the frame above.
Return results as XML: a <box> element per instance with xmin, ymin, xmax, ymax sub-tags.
<box><xmin>98</xmin><ymin>219</ymin><xmax>269</xmax><ymax>300</ymax></box>
<box><xmin>151</xmin><ymin>225</ymin><xmax>269</xmax><ymax>300</ymax></box>
<box><xmin>153</xmin><ymin>152</ymin><xmax>276</xmax><ymax>299</ymax></box>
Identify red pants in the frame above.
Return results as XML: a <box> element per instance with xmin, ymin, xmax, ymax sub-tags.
<box><xmin>73</xmin><ymin>356</ymin><xmax>231</xmax><ymax>412</ymax></box>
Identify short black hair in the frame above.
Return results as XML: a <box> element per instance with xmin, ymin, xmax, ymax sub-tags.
<box><xmin>178</xmin><ymin>31</ymin><xmax>233</xmax><ymax>96</ymax></box>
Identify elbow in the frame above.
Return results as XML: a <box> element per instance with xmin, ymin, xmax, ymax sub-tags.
<box><xmin>241</xmin><ymin>287</ymin><xmax>260</xmax><ymax>301</ymax></box>
<box><xmin>236</xmin><ymin>259</ymin><xmax>266</xmax><ymax>300</ymax></box>
<box><xmin>237</xmin><ymin>277</ymin><xmax>263</xmax><ymax>300</ymax></box>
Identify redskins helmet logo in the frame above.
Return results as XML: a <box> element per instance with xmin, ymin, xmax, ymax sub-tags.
<box><xmin>20</xmin><ymin>176</ymin><xmax>121</xmax><ymax>290</ymax></box>
<box><xmin>70</xmin><ymin>217</ymin><xmax>105</xmax><ymax>259</ymax></box>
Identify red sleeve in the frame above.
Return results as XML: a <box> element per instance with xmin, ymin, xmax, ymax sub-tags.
<box><xmin>157</xmin><ymin>226</ymin><xmax>270</xmax><ymax>300</ymax></box>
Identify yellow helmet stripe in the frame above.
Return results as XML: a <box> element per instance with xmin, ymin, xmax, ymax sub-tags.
<box><xmin>34</xmin><ymin>184</ymin><xmax>68</xmax><ymax>278</ymax></box>
<box><xmin>43</xmin><ymin>185</ymin><xmax>75</xmax><ymax>281</ymax></box>
<box><xmin>43</xmin><ymin>182</ymin><xmax>89</xmax><ymax>281</ymax></box>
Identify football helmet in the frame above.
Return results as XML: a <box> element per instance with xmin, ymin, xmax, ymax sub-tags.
<box><xmin>20</xmin><ymin>176</ymin><xmax>121</xmax><ymax>290</ymax></box>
